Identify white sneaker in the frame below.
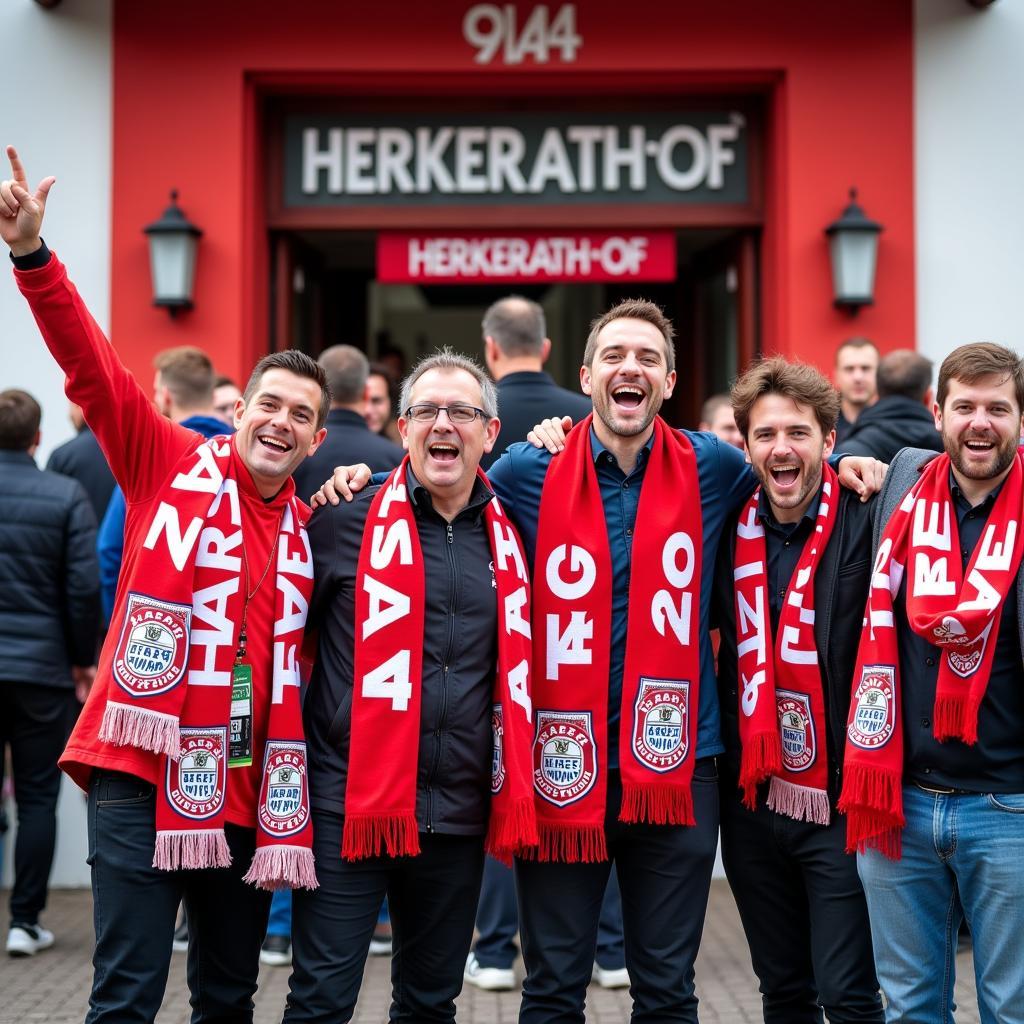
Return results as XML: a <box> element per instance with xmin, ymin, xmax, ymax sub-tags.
<box><xmin>591</xmin><ymin>962</ymin><xmax>630</xmax><ymax>989</ymax></box>
<box><xmin>7</xmin><ymin>923</ymin><xmax>55</xmax><ymax>957</ymax></box>
<box><xmin>464</xmin><ymin>952</ymin><xmax>516</xmax><ymax>991</ymax></box>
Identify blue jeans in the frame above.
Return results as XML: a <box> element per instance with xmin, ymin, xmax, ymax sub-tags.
<box><xmin>857</xmin><ymin>783</ymin><xmax>1024</xmax><ymax>1024</ymax></box>
<box><xmin>266</xmin><ymin>889</ymin><xmax>292</xmax><ymax>938</ymax></box>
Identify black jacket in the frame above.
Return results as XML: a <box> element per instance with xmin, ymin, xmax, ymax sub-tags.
<box><xmin>482</xmin><ymin>371</ymin><xmax>592</xmax><ymax>469</ymax></box>
<box><xmin>841</xmin><ymin>396</ymin><xmax>943</xmax><ymax>463</ymax></box>
<box><xmin>46</xmin><ymin>425</ymin><xmax>116</xmax><ymax>522</ymax></box>
<box><xmin>714</xmin><ymin>487</ymin><xmax>875</xmax><ymax>803</ymax></box>
<box><xmin>292</xmin><ymin>408</ymin><xmax>404</xmax><ymax>502</ymax></box>
<box><xmin>304</xmin><ymin>469</ymin><xmax>499</xmax><ymax>834</ymax></box>
<box><xmin>0</xmin><ymin>449</ymin><xmax>100</xmax><ymax>686</ymax></box>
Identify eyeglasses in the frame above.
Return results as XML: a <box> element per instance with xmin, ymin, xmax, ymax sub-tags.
<box><xmin>403</xmin><ymin>403</ymin><xmax>488</xmax><ymax>424</ymax></box>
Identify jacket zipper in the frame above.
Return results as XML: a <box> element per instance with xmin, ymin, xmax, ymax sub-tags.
<box><xmin>426</xmin><ymin>520</ymin><xmax>457</xmax><ymax>831</ymax></box>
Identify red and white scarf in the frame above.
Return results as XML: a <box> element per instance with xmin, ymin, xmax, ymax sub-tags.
<box><xmin>840</xmin><ymin>452</ymin><xmax>1024</xmax><ymax>857</ymax></box>
<box><xmin>733</xmin><ymin>465</ymin><xmax>838</xmax><ymax>825</ymax></box>
<box><xmin>343</xmin><ymin>459</ymin><xmax>537</xmax><ymax>862</ymax></box>
<box><xmin>100</xmin><ymin>437</ymin><xmax>315</xmax><ymax>889</ymax></box>
<box><xmin>528</xmin><ymin>415</ymin><xmax>703</xmax><ymax>863</ymax></box>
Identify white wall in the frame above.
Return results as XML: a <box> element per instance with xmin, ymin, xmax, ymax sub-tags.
<box><xmin>915</xmin><ymin>0</ymin><xmax>1024</xmax><ymax>362</ymax></box>
<box><xmin>1</xmin><ymin>0</ymin><xmax>111</xmax><ymax>891</ymax></box>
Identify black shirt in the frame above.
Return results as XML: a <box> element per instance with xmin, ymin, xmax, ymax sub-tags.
<box><xmin>757</xmin><ymin>486</ymin><xmax>821</xmax><ymax>634</ymax></box>
<box><xmin>898</xmin><ymin>475</ymin><xmax>1024</xmax><ymax>792</ymax></box>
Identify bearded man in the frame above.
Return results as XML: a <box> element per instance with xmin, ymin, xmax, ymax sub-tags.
<box><xmin>2</xmin><ymin>147</ymin><xmax>327</xmax><ymax>1024</ymax></box>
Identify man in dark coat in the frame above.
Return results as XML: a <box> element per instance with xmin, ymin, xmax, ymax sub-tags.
<box><xmin>0</xmin><ymin>389</ymin><xmax>99</xmax><ymax>956</ymax></box>
<box><xmin>842</xmin><ymin>349</ymin><xmax>943</xmax><ymax>462</ymax></box>
<box><xmin>480</xmin><ymin>295</ymin><xmax>591</xmax><ymax>470</ymax></box>
<box><xmin>45</xmin><ymin>402</ymin><xmax>115</xmax><ymax>522</ymax></box>
<box><xmin>292</xmin><ymin>345</ymin><xmax>403</xmax><ymax>500</ymax></box>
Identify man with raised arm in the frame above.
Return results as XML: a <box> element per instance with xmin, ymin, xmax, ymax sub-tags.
<box><xmin>1</xmin><ymin>147</ymin><xmax>327</xmax><ymax>1024</ymax></box>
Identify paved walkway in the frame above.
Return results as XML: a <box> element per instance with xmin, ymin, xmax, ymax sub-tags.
<box><xmin>1</xmin><ymin>881</ymin><xmax>980</xmax><ymax>1023</ymax></box>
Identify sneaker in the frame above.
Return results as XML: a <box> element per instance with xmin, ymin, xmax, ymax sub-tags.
<box><xmin>464</xmin><ymin>952</ymin><xmax>515</xmax><ymax>991</ymax></box>
<box><xmin>259</xmin><ymin>934</ymin><xmax>292</xmax><ymax>967</ymax></box>
<box><xmin>171</xmin><ymin>917</ymin><xmax>189</xmax><ymax>953</ymax></box>
<box><xmin>7</xmin><ymin>923</ymin><xmax>55</xmax><ymax>957</ymax></box>
<box><xmin>591</xmin><ymin>962</ymin><xmax>630</xmax><ymax>989</ymax></box>
<box><xmin>368</xmin><ymin>921</ymin><xmax>392</xmax><ymax>956</ymax></box>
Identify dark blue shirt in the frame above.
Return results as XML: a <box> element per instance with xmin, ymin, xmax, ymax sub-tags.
<box><xmin>898</xmin><ymin>475</ymin><xmax>1024</xmax><ymax>792</ymax></box>
<box><xmin>487</xmin><ymin>425</ymin><xmax>761</xmax><ymax>766</ymax></box>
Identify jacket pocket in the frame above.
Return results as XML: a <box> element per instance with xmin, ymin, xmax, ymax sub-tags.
<box><xmin>327</xmin><ymin>687</ymin><xmax>354</xmax><ymax>749</ymax></box>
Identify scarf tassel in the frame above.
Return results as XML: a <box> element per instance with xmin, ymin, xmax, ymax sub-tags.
<box><xmin>530</xmin><ymin>823</ymin><xmax>608</xmax><ymax>863</ymax></box>
<box><xmin>738</xmin><ymin>732</ymin><xmax>783</xmax><ymax>810</ymax></box>
<box><xmin>933</xmin><ymin>694</ymin><xmax>980</xmax><ymax>745</ymax></box>
<box><xmin>243</xmin><ymin>844</ymin><xmax>318</xmax><ymax>891</ymax></box>
<box><xmin>766</xmin><ymin>777</ymin><xmax>831</xmax><ymax>825</ymax></box>
<box><xmin>341</xmin><ymin>814</ymin><xmax>420</xmax><ymax>861</ymax></box>
<box><xmin>837</xmin><ymin>764</ymin><xmax>904</xmax><ymax>858</ymax></box>
<box><xmin>100</xmin><ymin>702</ymin><xmax>180</xmax><ymax>758</ymax></box>
<box><xmin>486</xmin><ymin>797</ymin><xmax>539</xmax><ymax>865</ymax></box>
<box><xmin>620</xmin><ymin>782</ymin><xmax>695</xmax><ymax>827</ymax></box>
<box><xmin>153</xmin><ymin>829</ymin><xmax>232</xmax><ymax>870</ymax></box>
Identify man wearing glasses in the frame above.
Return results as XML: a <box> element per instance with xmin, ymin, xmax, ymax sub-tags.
<box><xmin>286</xmin><ymin>348</ymin><xmax>536</xmax><ymax>1023</ymax></box>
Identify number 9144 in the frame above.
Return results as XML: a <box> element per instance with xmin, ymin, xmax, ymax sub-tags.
<box><xmin>463</xmin><ymin>4</ymin><xmax>582</xmax><ymax>65</ymax></box>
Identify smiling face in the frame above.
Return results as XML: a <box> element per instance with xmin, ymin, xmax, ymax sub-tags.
<box><xmin>399</xmin><ymin>367</ymin><xmax>499</xmax><ymax>515</ymax></box>
<box><xmin>746</xmin><ymin>393</ymin><xmax>835</xmax><ymax>523</ymax></box>
<box><xmin>581</xmin><ymin>318</ymin><xmax>676</xmax><ymax>443</ymax></box>
<box><xmin>936</xmin><ymin>374</ymin><xmax>1022</xmax><ymax>486</ymax></box>
<box><xmin>233</xmin><ymin>368</ymin><xmax>327</xmax><ymax>496</ymax></box>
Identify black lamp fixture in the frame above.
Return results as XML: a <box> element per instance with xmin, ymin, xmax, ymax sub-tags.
<box><xmin>825</xmin><ymin>188</ymin><xmax>883</xmax><ymax>314</ymax></box>
<box><xmin>144</xmin><ymin>190</ymin><xmax>202</xmax><ymax>316</ymax></box>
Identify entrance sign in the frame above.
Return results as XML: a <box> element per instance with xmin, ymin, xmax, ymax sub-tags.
<box><xmin>376</xmin><ymin>231</ymin><xmax>676</xmax><ymax>283</ymax></box>
<box><xmin>286</xmin><ymin>111</ymin><xmax>748</xmax><ymax>208</ymax></box>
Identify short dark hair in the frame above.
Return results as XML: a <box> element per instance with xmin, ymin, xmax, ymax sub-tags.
<box><xmin>154</xmin><ymin>346</ymin><xmax>215</xmax><ymax>411</ymax></box>
<box><xmin>213</xmin><ymin>374</ymin><xmax>237</xmax><ymax>389</ymax></box>
<box><xmin>699</xmin><ymin>393</ymin><xmax>732</xmax><ymax>426</ymax></box>
<box><xmin>937</xmin><ymin>342</ymin><xmax>1024</xmax><ymax>412</ymax></box>
<box><xmin>731</xmin><ymin>356</ymin><xmax>840</xmax><ymax>439</ymax></box>
<box><xmin>482</xmin><ymin>296</ymin><xmax>546</xmax><ymax>357</ymax></box>
<box><xmin>400</xmin><ymin>347</ymin><xmax>498</xmax><ymax>421</ymax></box>
<box><xmin>583</xmin><ymin>299</ymin><xmax>676</xmax><ymax>373</ymax></box>
<box><xmin>835</xmin><ymin>336</ymin><xmax>879</xmax><ymax>364</ymax></box>
<box><xmin>0</xmin><ymin>389</ymin><xmax>42</xmax><ymax>451</ymax></box>
<box><xmin>318</xmin><ymin>345</ymin><xmax>369</xmax><ymax>406</ymax></box>
<box><xmin>243</xmin><ymin>351</ymin><xmax>331</xmax><ymax>429</ymax></box>
<box><xmin>877</xmin><ymin>349</ymin><xmax>933</xmax><ymax>401</ymax></box>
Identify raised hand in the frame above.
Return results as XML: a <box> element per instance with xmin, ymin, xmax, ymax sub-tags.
<box><xmin>0</xmin><ymin>146</ymin><xmax>54</xmax><ymax>256</ymax></box>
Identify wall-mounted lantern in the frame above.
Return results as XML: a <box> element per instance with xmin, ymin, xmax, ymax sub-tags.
<box><xmin>144</xmin><ymin>190</ymin><xmax>202</xmax><ymax>316</ymax></box>
<box><xmin>825</xmin><ymin>188</ymin><xmax>883</xmax><ymax>314</ymax></box>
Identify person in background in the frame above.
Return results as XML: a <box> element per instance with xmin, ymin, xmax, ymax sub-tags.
<box><xmin>1</xmin><ymin>388</ymin><xmax>99</xmax><ymax>956</ymax></box>
<box><xmin>840</xmin><ymin>349</ymin><xmax>943</xmax><ymax>462</ymax></box>
<box><xmin>212</xmin><ymin>375</ymin><xmax>241</xmax><ymax>423</ymax></box>
<box><xmin>698</xmin><ymin>393</ymin><xmax>744</xmax><ymax>449</ymax></box>
<box><xmin>46</xmin><ymin>400</ymin><xmax>115</xmax><ymax>523</ymax></box>
<box><xmin>364</xmin><ymin>363</ymin><xmax>394</xmax><ymax>437</ymax></box>
<box><xmin>292</xmin><ymin>346</ymin><xmax>403</xmax><ymax>501</ymax></box>
<box><xmin>833</xmin><ymin>337</ymin><xmax>879</xmax><ymax>444</ymax></box>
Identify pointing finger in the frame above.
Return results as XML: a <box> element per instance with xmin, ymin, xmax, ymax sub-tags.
<box><xmin>6</xmin><ymin>145</ymin><xmax>27</xmax><ymax>186</ymax></box>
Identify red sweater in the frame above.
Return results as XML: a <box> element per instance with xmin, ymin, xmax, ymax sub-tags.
<box><xmin>16</xmin><ymin>254</ymin><xmax>292</xmax><ymax>828</ymax></box>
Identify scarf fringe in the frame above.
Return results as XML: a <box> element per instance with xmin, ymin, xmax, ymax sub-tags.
<box><xmin>100</xmin><ymin>702</ymin><xmax>179</xmax><ymax>758</ymax></box>
<box><xmin>527</xmin><ymin>823</ymin><xmax>608</xmax><ymax>863</ymax></box>
<box><xmin>243</xmin><ymin>845</ymin><xmax>318</xmax><ymax>891</ymax></box>
<box><xmin>619</xmin><ymin>782</ymin><xmax>695</xmax><ymax>827</ymax></box>
<box><xmin>739</xmin><ymin>732</ymin><xmax>783</xmax><ymax>809</ymax></box>
<box><xmin>341</xmin><ymin>813</ymin><xmax>420</xmax><ymax>861</ymax></box>
<box><xmin>486</xmin><ymin>797</ymin><xmax>539</xmax><ymax>864</ymax></box>
<box><xmin>767</xmin><ymin>777</ymin><xmax>831</xmax><ymax>825</ymax></box>
<box><xmin>838</xmin><ymin>764</ymin><xmax>904</xmax><ymax>857</ymax></box>
<box><xmin>153</xmin><ymin>829</ymin><xmax>232</xmax><ymax>870</ymax></box>
<box><xmin>933</xmin><ymin>694</ymin><xmax>980</xmax><ymax>744</ymax></box>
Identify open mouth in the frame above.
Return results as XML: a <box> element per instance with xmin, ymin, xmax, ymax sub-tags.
<box><xmin>428</xmin><ymin>441</ymin><xmax>460</xmax><ymax>463</ymax></box>
<box><xmin>611</xmin><ymin>385</ymin><xmax>645</xmax><ymax>410</ymax></box>
<box><xmin>258</xmin><ymin>434</ymin><xmax>292</xmax><ymax>454</ymax></box>
<box><xmin>769</xmin><ymin>464</ymin><xmax>800</xmax><ymax>487</ymax></box>
<box><xmin>963</xmin><ymin>437</ymin><xmax>995</xmax><ymax>455</ymax></box>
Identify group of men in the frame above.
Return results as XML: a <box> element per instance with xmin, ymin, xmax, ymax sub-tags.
<box><xmin>3</xmin><ymin>141</ymin><xmax>1023</xmax><ymax>1024</ymax></box>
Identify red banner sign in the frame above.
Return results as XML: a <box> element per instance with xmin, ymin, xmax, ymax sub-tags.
<box><xmin>377</xmin><ymin>231</ymin><xmax>676</xmax><ymax>284</ymax></box>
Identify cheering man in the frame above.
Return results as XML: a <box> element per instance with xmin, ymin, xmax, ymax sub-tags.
<box><xmin>2</xmin><ymin>148</ymin><xmax>327</xmax><ymax>1023</ymax></box>
<box><xmin>841</xmin><ymin>342</ymin><xmax>1024</xmax><ymax>1022</ymax></box>
<box><xmin>714</xmin><ymin>358</ymin><xmax>882</xmax><ymax>1022</ymax></box>
<box><xmin>285</xmin><ymin>349</ymin><xmax>536</xmax><ymax>1023</ymax></box>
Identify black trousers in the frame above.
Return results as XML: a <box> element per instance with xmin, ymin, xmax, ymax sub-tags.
<box><xmin>85</xmin><ymin>771</ymin><xmax>271</xmax><ymax>1024</ymax></box>
<box><xmin>285</xmin><ymin>810</ymin><xmax>486</xmax><ymax>1024</ymax></box>
<box><xmin>516</xmin><ymin>761</ymin><xmax>720</xmax><ymax>1024</ymax></box>
<box><xmin>0</xmin><ymin>682</ymin><xmax>74</xmax><ymax>925</ymax></box>
<box><xmin>719</xmin><ymin>779</ymin><xmax>883</xmax><ymax>1024</ymax></box>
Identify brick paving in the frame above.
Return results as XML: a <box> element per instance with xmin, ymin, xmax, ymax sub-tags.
<box><xmin>0</xmin><ymin>881</ymin><xmax>980</xmax><ymax>1023</ymax></box>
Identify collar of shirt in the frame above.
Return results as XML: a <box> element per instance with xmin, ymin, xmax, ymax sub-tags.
<box><xmin>756</xmin><ymin>480</ymin><xmax>822</xmax><ymax>539</ymax></box>
<box><xmin>405</xmin><ymin>463</ymin><xmax>494</xmax><ymax>522</ymax></box>
<box><xmin>589</xmin><ymin>424</ymin><xmax>654</xmax><ymax>477</ymax></box>
<box><xmin>949</xmin><ymin>468</ymin><xmax>1003</xmax><ymax>523</ymax></box>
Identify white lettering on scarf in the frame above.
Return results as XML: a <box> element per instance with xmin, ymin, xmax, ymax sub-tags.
<box><xmin>545</xmin><ymin>544</ymin><xmax>596</xmax><ymax>679</ymax></box>
<box><xmin>363</xmin><ymin>650</ymin><xmax>412</xmax><ymax>711</ymax></box>
<box><xmin>651</xmin><ymin>531</ymin><xmax>695</xmax><ymax>645</ymax></box>
<box><xmin>189</xmin><ymin>578</ymin><xmax>238</xmax><ymax>686</ymax></box>
<box><xmin>734</xmin><ymin>560</ymin><xmax>767</xmax><ymax>716</ymax></box>
<box><xmin>144</xmin><ymin>502</ymin><xmax>204</xmax><ymax>573</ymax></box>
<box><xmin>273</xmin><ymin>504</ymin><xmax>311</xmax><ymax>703</ymax></box>
<box><xmin>960</xmin><ymin>522</ymin><xmax>1019</xmax><ymax>612</ymax></box>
